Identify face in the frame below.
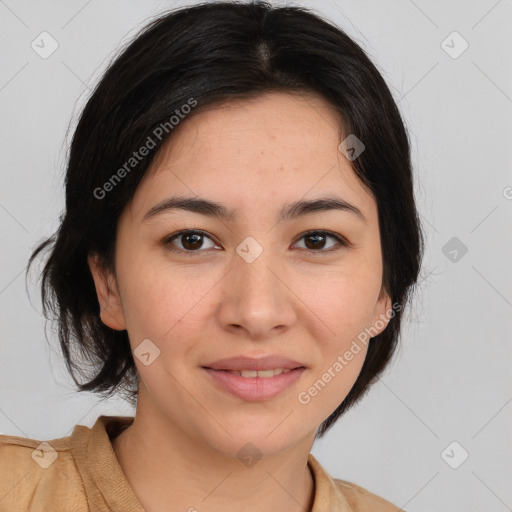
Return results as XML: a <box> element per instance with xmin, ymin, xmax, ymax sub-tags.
<box><xmin>89</xmin><ymin>91</ymin><xmax>391</xmax><ymax>459</ymax></box>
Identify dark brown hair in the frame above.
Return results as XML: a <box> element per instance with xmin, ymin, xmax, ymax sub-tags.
<box><xmin>27</xmin><ymin>0</ymin><xmax>424</xmax><ymax>438</ymax></box>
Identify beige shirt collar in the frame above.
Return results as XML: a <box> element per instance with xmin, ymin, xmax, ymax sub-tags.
<box><xmin>70</xmin><ymin>415</ymin><xmax>355</xmax><ymax>512</ymax></box>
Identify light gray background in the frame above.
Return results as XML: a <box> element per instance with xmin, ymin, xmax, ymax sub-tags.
<box><xmin>1</xmin><ymin>1</ymin><xmax>511</xmax><ymax>511</ymax></box>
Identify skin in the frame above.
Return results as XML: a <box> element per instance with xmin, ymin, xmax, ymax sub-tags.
<box><xmin>88</xmin><ymin>91</ymin><xmax>391</xmax><ymax>512</ymax></box>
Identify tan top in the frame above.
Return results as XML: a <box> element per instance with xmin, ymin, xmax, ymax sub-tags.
<box><xmin>0</xmin><ymin>415</ymin><xmax>401</xmax><ymax>511</ymax></box>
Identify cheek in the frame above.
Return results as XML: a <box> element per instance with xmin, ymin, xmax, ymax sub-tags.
<box><xmin>118</xmin><ymin>267</ymin><xmax>211</xmax><ymax>395</ymax></box>
<box><xmin>118</xmin><ymin>257</ymin><xmax>219</xmax><ymax>347</ymax></box>
<box><xmin>306</xmin><ymin>264</ymin><xmax>382</xmax><ymax>343</ymax></box>
<box><xmin>297</xmin><ymin>281</ymin><xmax>372</xmax><ymax>417</ymax></box>
<box><xmin>295</xmin><ymin>265</ymin><xmax>377</xmax><ymax>405</ymax></box>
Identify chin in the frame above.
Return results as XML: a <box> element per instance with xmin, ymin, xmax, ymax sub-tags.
<box><xmin>203</xmin><ymin>419</ymin><xmax>305</xmax><ymax>459</ymax></box>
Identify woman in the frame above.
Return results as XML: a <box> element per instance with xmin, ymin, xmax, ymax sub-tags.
<box><xmin>0</xmin><ymin>2</ymin><xmax>423</xmax><ymax>510</ymax></box>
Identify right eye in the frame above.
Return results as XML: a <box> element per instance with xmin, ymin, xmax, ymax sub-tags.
<box><xmin>163</xmin><ymin>229</ymin><xmax>220</xmax><ymax>254</ymax></box>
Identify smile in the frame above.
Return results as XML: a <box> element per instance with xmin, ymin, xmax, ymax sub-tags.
<box><xmin>203</xmin><ymin>367</ymin><xmax>306</xmax><ymax>401</ymax></box>
<box><xmin>223</xmin><ymin>368</ymin><xmax>293</xmax><ymax>378</ymax></box>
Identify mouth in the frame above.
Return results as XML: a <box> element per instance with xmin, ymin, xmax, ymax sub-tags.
<box><xmin>202</xmin><ymin>366</ymin><xmax>306</xmax><ymax>401</ymax></box>
<box><xmin>202</xmin><ymin>366</ymin><xmax>303</xmax><ymax>377</ymax></box>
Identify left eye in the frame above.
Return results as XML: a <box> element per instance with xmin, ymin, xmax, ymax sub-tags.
<box><xmin>163</xmin><ymin>230</ymin><xmax>347</xmax><ymax>254</ymax></box>
<box><xmin>294</xmin><ymin>230</ymin><xmax>346</xmax><ymax>252</ymax></box>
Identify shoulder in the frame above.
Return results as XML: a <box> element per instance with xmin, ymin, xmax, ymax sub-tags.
<box><xmin>333</xmin><ymin>478</ymin><xmax>403</xmax><ymax>512</ymax></box>
<box><xmin>0</xmin><ymin>431</ymin><xmax>85</xmax><ymax>511</ymax></box>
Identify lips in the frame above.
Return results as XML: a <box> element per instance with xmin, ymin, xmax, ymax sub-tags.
<box><xmin>202</xmin><ymin>354</ymin><xmax>305</xmax><ymax>372</ymax></box>
<box><xmin>203</xmin><ymin>366</ymin><xmax>306</xmax><ymax>401</ymax></box>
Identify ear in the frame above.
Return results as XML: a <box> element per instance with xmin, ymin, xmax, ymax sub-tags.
<box><xmin>368</xmin><ymin>287</ymin><xmax>393</xmax><ymax>337</ymax></box>
<box><xmin>87</xmin><ymin>253</ymin><xmax>127</xmax><ymax>331</ymax></box>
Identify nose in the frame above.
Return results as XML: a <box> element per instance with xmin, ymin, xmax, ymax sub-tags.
<box><xmin>217</xmin><ymin>250</ymin><xmax>297</xmax><ymax>340</ymax></box>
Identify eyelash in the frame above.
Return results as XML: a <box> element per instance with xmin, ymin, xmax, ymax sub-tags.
<box><xmin>163</xmin><ymin>229</ymin><xmax>350</xmax><ymax>255</ymax></box>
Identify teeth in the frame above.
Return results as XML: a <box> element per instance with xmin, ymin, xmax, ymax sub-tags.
<box><xmin>225</xmin><ymin>368</ymin><xmax>295</xmax><ymax>378</ymax></box>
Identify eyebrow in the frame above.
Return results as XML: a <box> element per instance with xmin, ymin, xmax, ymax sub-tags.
<box><xmin>142</xmin><ymin>195</ymin><xmax>367</xmax><ymax>224</ymax></box>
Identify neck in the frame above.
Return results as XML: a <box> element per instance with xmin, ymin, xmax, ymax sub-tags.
<box><xmin>111</xmin><ymin>397</ymin><xmax>316</xmax><ymax>512</ymax></box>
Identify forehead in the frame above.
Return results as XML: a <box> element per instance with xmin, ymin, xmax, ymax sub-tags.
<box><xmin>154</xmin><ymin>91</ymin><xmax>343</xmax><ymax>163</ymax></box>
<box><xmin>127</xmin><ymin>91</ymin><xmax>375</xmax><ymax>222</ymax></box>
